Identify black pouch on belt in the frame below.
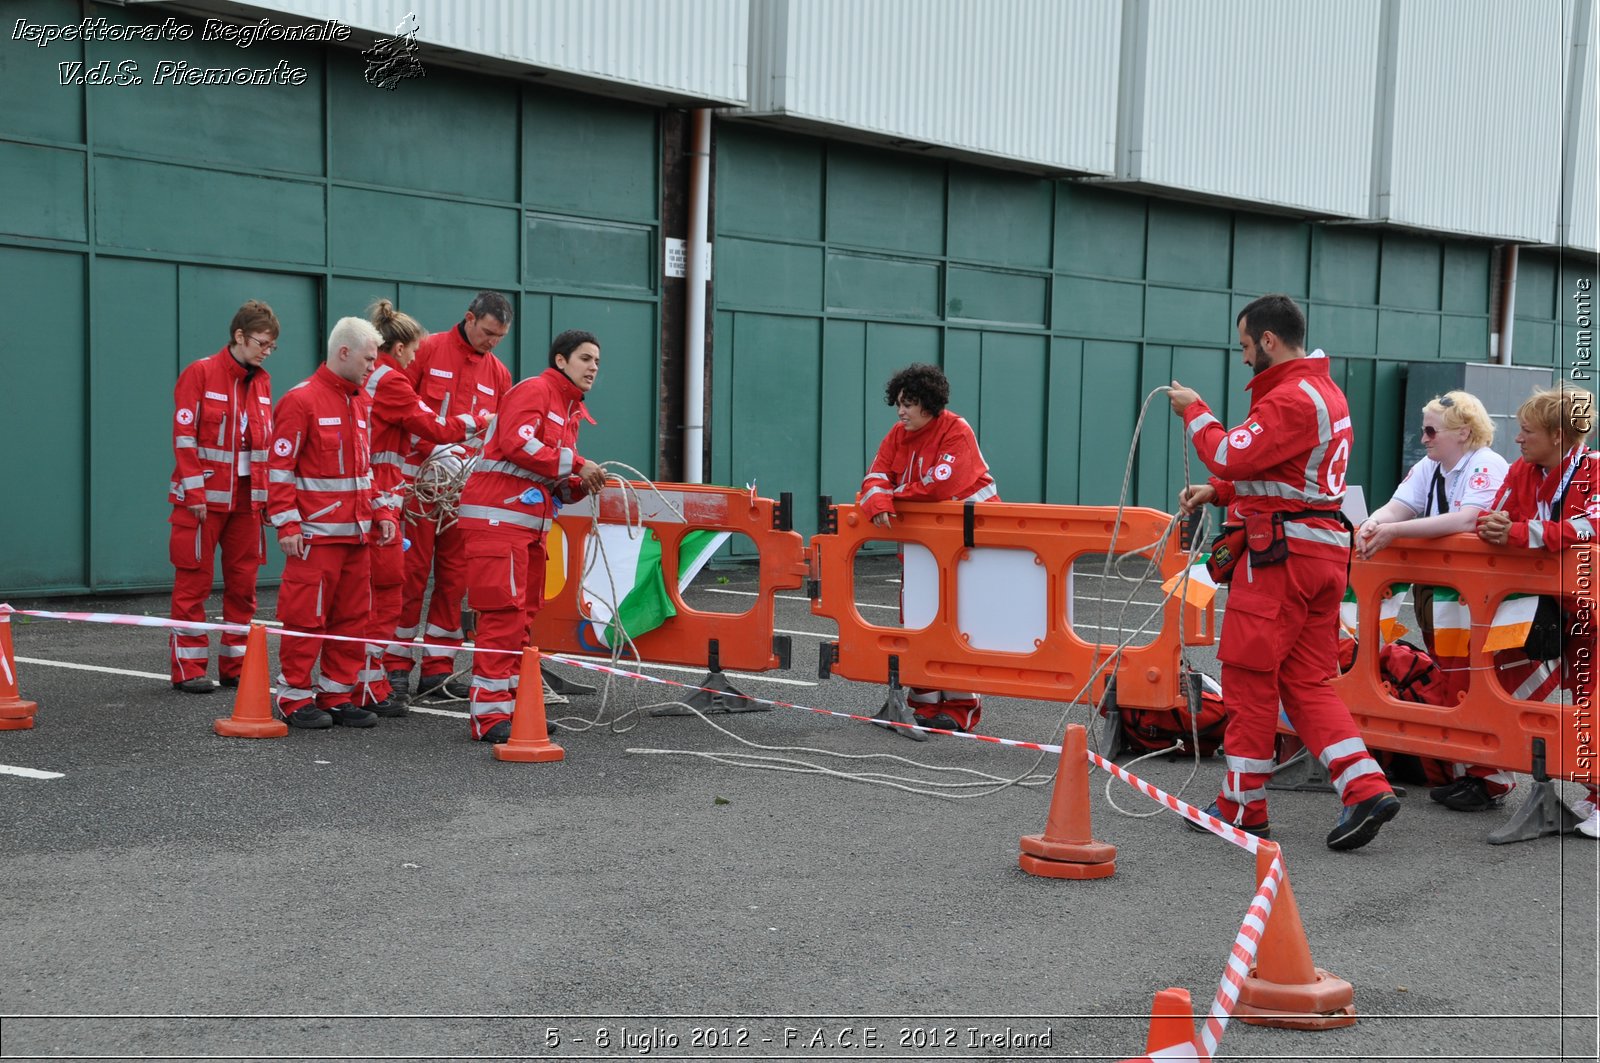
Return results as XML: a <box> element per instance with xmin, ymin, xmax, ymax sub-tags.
<box><xmin>1244</xmin><ymin>511</ymin><xmax>1290</xmax><ymax>565</ymax></box>
<box><xmin>1205</xmin><ymin>526</ymin><xmax>1247</xmax><ymax>584</ymax></box>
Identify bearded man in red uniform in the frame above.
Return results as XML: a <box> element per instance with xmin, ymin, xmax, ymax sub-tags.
<box><xmin>267</xmin><ymin>318</ymin><xmax>391</xmax><ymax>729</ymax></box>
<box><xmin>390</xmin><ymin>292</ymin><xmax>514</xmax><ymax>701</ymax></box>
<box><xmin>457</xmin><ymin>329</ymin><xmax>608</xmax><ymax>742</ymax></box>
<box><xmin>168</xmin><ymin>300</ymin><xmax>277</xmax><ymax>693</ymax></box>
<box><xmin>1169</xmin><ymin>294</ymin><xmax>1399</xmax><ymax>851</ymax></box>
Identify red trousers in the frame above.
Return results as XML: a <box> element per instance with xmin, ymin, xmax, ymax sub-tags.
<box><xmin>1217</xmin><ymin>554</ymin><xmax>1393</xmax><ymax>825</ymax></box>
<box><xmin>168</xmin><ymin>501</ymin><xmax>264</xmax><ymax>682</ymax></box>
<box><xmin>465</xmin><ymin>533</ymin><xmax>546</xmax><ymax>739</ymax></box>
<box><xmin>387</xmin><ymin>514</ymin><xmax>467</xmax><ymax>680</ymax></box>
<box><xmin>275</xmin><ymin>542</ymin><xmax>372</xmax><ymax>713</ymax></box>
<box><xmin>358</xmin><ymin>536</ymin><xmax>405</xmax><ymax>706</ymax></box>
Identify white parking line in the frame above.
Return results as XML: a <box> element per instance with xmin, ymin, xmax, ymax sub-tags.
<box><xmin>1</xmin><ymin>764</ymin><xmax>64</xmax><ymax>780</ymax></box>
<box><xmin>556</xmin><ymin>653</ymin><xmax>818</xmax><ymax>687</ymax></box>
<box><xmin>17</xmin><ymin>657</ymin><xmax>171</xmax><ymax>681</ymax></box>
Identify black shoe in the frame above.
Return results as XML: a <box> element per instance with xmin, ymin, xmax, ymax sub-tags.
<box><xmin>480</xmin><ymin>719</ymin><xmax>513</xmax><ymax>744</ymax></box>
<box><xmin>364</xmin><ymin>694</ymin><xmax>409</xmax><ymax>718</ymax></box>
<box><xmin>915</xmin><ymin>712</ymin><xmax>967</xmax><ymax>733</ymax></box>
<box><xmin>282</xmin><ymin>706</ymin><xmax>333</xmax><ymax>729</ymax></box>
<box><xmin>1327</xmin><ymin>791</ymin><xmax>1401</xmax><ymax>851</ymax></box>
<box><xmin>414</xmin><ymin>673</ymin><xmax>471</xmax><ymax>700</ymax></box>
<box><xmin>219</xmin><ymin>676</ymin><xmax>239</xmax><ymax>689</ymax></box>
<box><xmin>172</xmin><ymin>676</ymin><xmax>215</xmax><ymax>694</ymax></box>
<box><xmin>327</xmin><ymin>703</ymin><xmax>378</xmax><ymax>728</ymax></box>
<box><xmin>1430</xmin><ymin>776</ymin><xmax>1496</xmax><ymax>812</ymax></box>
<box><xmin>1184</xmin><ymin>801</ymin><xmax>1270</xmax><ymax>839</ymax></box>
<box><xmin>386</xmin><ymin>669</ymin><xmax>412</xmax><ymax>698</ymax></box>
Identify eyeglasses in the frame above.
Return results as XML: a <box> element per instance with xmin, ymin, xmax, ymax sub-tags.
<box><xmin>1436</xmin><ymin>395</ymin><xmax>1455</xmax><ymax>408</ymax></box>
<box><xmin>248</xmin><ymin>334</ymin><xmax>278</xmax><ymax>354</ymax></box>
<box><xmin>1421</xmin><ymin>426</ymin><xmax>1439</xmax><ymax>439</ymax></box>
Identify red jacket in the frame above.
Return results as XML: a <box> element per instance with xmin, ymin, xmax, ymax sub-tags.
<box><xmin>1490</xmin><ymin>447</ymin><xmax>1597</xmax><ymax>553</ymax></box>
<box><xmin>404</xmin><ymin>324</ymin><xmax>512</xmax><ymax>466</ymax></box>
<box><xmin>857</xmin><ymin>410</ymin><xmax>999</xmax><ymax>518</ymax></box>
<box><xmin>364</xmin><ymin>353</ymin><xmax>485</xmax><ymax>514</ymax></box>
<box><xmin>170</xmin><ymin>347</ymin><xmax>273</xmax><ymax>512</ymax></box>
<box><xmin>267</xmin><ymin>365</ymin><xmax>381</xmax><ymax>545</ymax></box>
<box><xmin>458</xmin><ymin>367</ymin><xmax>592</xmax><ymax>536</ymax></box>
<box><xmin>1181</xmin><ymin>356</ymin><xmax>1353</xmax><ymax>563</ymax></box>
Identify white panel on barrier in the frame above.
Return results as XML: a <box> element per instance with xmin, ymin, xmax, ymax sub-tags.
<box><xmin>956</xmin><ymin>548</ymin><xmax>1047</xmax><ymax>653</ymax></box>
<box><xmin>901</xmin><ymin>543</ymin><xmax>938</xmax><ymax>629</ymax></box>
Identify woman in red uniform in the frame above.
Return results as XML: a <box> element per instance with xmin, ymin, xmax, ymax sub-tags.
<box><xmin>1476</xmin><ymin>384</ymin><xmax>1598</xmax><ymax>838</ymax></box>
<box><xmin>359</xmin><ymin>300</ymin><xmax>488</xmax><ymax>714</ymax></box>
<box><xmin>857</xmin><ymin>363</ymin><xmax>998</xmax><ymax>733</ymax></box>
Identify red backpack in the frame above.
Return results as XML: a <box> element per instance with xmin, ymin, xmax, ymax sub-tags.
<box><xmin>1371</xmin><ymin>641</ymin><xmax>1455</xmax><ymax>786</ymax></box>
<box><xmin>1117</xmin><ymin>677</ymin><xmax>1227</xmax><ymax>756</ymax></box>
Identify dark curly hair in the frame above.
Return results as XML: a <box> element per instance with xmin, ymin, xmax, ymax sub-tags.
<box><xmin>884</xmin><ymin>363</ymin><xmax>949</xmax><ymax>416</ymax></box>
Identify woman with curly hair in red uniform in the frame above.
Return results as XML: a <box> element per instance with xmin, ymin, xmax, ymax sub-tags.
<box><xmin>857</xmin><ymin>363</ymin><xmax>998</xmax><ymax>734</ymax></box>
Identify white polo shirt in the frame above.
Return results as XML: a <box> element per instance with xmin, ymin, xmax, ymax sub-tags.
<box><xmin>1389</xmin><ymin>445</ymin><xmax>1509</xmax><ymax>516</ymax></box>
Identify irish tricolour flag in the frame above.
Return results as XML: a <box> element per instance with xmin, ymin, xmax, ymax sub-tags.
<box><xmin>577</xmin><ymin>526</ymin><xmax>731</xmax><ymax>649</ymax></box>
<box><xmin>1339</xmin><ymin>584</ymin><xmax>1410</xmax><ymax>643</ymax></box>
<box><xmin>1160</xmin><ymin>556</ymin><xmax>1219</xmax><ymax>608</ymax></box>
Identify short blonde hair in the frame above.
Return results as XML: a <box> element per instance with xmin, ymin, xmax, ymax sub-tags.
<box><xmin>1518</xmin><ymin>384</ymin><xmax>1596</xmax><ymax>446</ymax></box>
<box><xmin>326</xmin><ymin>316</ymin><xmax>381</xmax><ymax>361</ymax></box>
<box><xmin>1423</xmin><ymin>390</ymin><xmax>1495</xmax><ymax>450</ymax></box>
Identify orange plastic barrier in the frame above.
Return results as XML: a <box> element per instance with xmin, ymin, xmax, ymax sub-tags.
<box><xmin>1334</xmin><ymin>534</ymin><xmax>1595</xmax><ymax>782</ymax></box>
<box><xmin>531</xmin><ymin>484</ymin><xmax>808</xmax><ymax>679</ymax></box>
<box><xmin>809</xmin><ymin>499</ymin><xmax>1213</xmax><ymax>711</ymax></box>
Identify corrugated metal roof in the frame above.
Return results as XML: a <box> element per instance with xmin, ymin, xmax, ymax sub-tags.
<box><xmin>216</xmin><ymin>0</ymin><xmax>749</xmax><ymax>102</ymax></box>
<box><xmin>1132</xmin><ymin>0</ymin><xmax>1381</xmax><ymax>218</ymax></box>
<box><xmin>1383</xmin><ymin>0</ymin><xmax>1565</xmax><ymax>242</ymax></box>
<box><xmin>742</xmin><ymin>0</ymin><xmax>1121</xmax><ymax>174</ymax></box>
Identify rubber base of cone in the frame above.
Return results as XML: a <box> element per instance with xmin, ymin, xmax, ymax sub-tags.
<box><xmin>0</xmin><ymin>716</ymin><xmax>36</xmax><ymax>730</ymax></box>
<box><xmin>1020</xmin><ymin>832</ymin><xmax>1117</xmax><ymax>865</ymax></box>
<box><xmin>1236</xmin><ymin>967</ymin><xmax>1357</xmax><ymax>1029</ymax></box>
<box><xmin>213</xmin><ymin>717</ymin><xmax>288</xmax><ymax>738</ymax></box>
<box><xmin>1018</xmin><ymin>851</ymin><xmax>1116</xmax><ymax>879</ymax></box>
<box><xmin>493</xmin><ymin>736</ymin><xmax>565</xmax><ymax>762</ymax></box>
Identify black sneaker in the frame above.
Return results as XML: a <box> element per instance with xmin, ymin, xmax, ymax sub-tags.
<box><xmin>480</xmin><ymin>719</ymin><xmax>513</xmax><ymax>744</ymax></box>
<box><xmin>282</xmin><ymin>706</ymin><xmax>333</xmax><ymax>729</ymax></box>
<box><xmin>414</xmin><ymin>673</ymin><xmax>471</xmax><ymax>700</ymax></box>
<box><xmin>914</xmin><ymin>712</ymin><xmax>966</xmax><ymax>732</ymax></box>
<box><xmin>327</xmin><ymin>703</ymin><xmax>378</xmax><ymax>728</ymax></box>
<box><xmin>386</xmin><ymin>669</ymin><xmax>412</xmax><ymax>698</ymax></box>
<box><xmin>172</xmin><ymin>676</ymin><xmax>215</xmax><ymax>694</ymax></box>
<box><xmin>1184</xmin><ymin>801</ymin><xmax>1270</xmax><ymax>839</ymax></box>
<box><xmin>1327</xmin><ymin>791</ymin><xmax>1401</xmax><ymax>851</ymax></box>
<box><xmin>363</xmin><ymin>694</ymin><xmax>409</xmax><ymax>718</ymax></box>
<box><xmin>1430</xmin><ymin>776</ymin><xmax>1496</xmax><ymax>812</ymax></box>
<box><xmin>219</xmin><ymin>676</ymin><xmax>239</xmax><ymax>689</ymax></box>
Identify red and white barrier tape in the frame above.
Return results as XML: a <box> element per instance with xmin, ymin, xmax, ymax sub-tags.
<box><xmin>1199</xmin><ymin>851</ymin><xmax>1284</xmax><ymax>1059</ymax></box>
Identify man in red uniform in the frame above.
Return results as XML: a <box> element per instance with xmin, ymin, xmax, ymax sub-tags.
<box><xmin>458</xmin><ymin>329</ymin><xmax>608</xmax><ymax>742</ymax></box>
<box><xmin>1169</xmin><ymin>294</ymin><xmax>1399</xmax><ymax>851</ymax></box>
<box><xmin>267</xmin><ymin>318</ymin><xmax>392</xmax><ymax>729</ymax></box>
<box><xmin>857</xmin><ymin>362</ymin><xmax>999</xmax><ymax>733</ymax></box>
<box><xmin>357</xmin><ymin>300</ymin><xmax>489</xmax><ymax>716</ymax></box>
<box><xmin>168</xmin><ymin>300</ymin><xmax>277</xmax><ymax>693</ymax></box>
<box><xmin>391</xmin><ymin>292</ymin><xmax>515</xmax><ymax>701</ymax></box>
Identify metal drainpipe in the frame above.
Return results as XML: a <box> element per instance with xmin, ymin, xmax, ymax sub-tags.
<box><xmin>682</xmin><ymin>109</ymin><xmax>712</xmax><ymax>483</ymax></box>
<box><xmin>1496</xmin><ymin>244</ymin><xmax>1519</xmax><ymax>366</ymax></box>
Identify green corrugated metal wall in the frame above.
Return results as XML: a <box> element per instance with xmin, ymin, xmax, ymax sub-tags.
<box><xmin>710</xmin><ymin>125</ymin><xmax>1543</xmax><ymax>538</ymax></box>
<box><xmin>0</xmin><ymin>0</ymin><xmax>662</xmax><ymax>597</ymax></box>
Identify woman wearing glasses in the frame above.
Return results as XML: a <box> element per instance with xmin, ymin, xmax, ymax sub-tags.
<box><xmin>167</xmin><ymin>300</ymin><xmax>279</xmax><ymax>692</ymax></box>
<box><xmin>1476</xmin><ymin>384</ymin><xmax>1599</xmax><ymax>838</ymax></box>
<box><xmin>1356</xmin><ymin>391</ymin><xmax>1510</xmax><ymax>811</ymax></box>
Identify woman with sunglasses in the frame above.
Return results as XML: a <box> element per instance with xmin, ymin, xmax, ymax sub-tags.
<box><xmin>1476</xmin><ymin>384</ymin><xmax>1598</xmax><ymax>838</ymax></box>
<box><xmin>1356</xmin><ymin>391</ymin><xmax>1510</xmax><ymax>810</ymax></box>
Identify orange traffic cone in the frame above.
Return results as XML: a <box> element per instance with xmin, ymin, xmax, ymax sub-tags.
<box><xmin>1143</xmin><ymin>987</ymin><xmax>1198</xmax><ymax>1054</ymax></box>
<box><xmin>1019</xmin><ymin>723</ymin><xmax>1116</xmax><ymax>878</ymax></box>
<box><xmin>494</xmin><ymin>647</ymin><xmax>565</xmax><ymax>763</ymax></box>
<box><xmin>213</xmin><ymin>623</ymin><xmax>287</xmax><ymax>738</ymax></box>
<box><xmin>0</xmin><ymin>612</ymin><xmax>38</xmax><ymax>731</ymax></box>
<box><xmin>1235</xmin><ymin>840</ymin><xmax>1356</xmax><ymax>1029</ymax></box>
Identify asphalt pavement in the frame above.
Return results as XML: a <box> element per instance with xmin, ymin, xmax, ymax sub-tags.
<box><xmin>1</xmin><ymin>557</ymin><xmax>1596</xmax><ymax>1062</ymax></box>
